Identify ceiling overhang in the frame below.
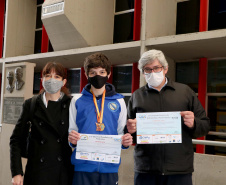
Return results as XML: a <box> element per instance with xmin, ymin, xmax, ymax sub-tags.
<box><xmin>146</xmin><ymin>29</ymin><xmax>226</xmax><ymax>61</ymax></box>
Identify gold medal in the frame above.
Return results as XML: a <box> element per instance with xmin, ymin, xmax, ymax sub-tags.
<box><xmin>96</xmin><ymin>122</ymin><xmax>105</xmax><ymax>131</ymax></box>
<box><xmin>92</xmin><ymin>90</ymin><xmax>106</xmax><ymax>131</ymax></box>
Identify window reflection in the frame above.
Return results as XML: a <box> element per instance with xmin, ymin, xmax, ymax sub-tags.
<box><xmin>67</xmin><ymin>69</ymin><xmax>81</xmax><ymax>94</ymax></box>
<box><xmin>34</xmin><ymin>30</ymin><xmax>42</xmax><ymax>54</ymax></box>
<box><xmin>112</xmin><ymin>66</ymin><xmax>132</xmax><ymax>93</ymax></box>
<box><xmin>33</xmin><ymin>72</ymin><xmax>41</xmax><ymax>94</ymax></box>
<box><xmin>208</xmin><ymin>0</ymin><xmax>226</xmax><ymax>31</ymax></box>
<box><xmin>176</xmin><ymin>61</ymin><xmax>199</xmax><ymax>93</ymax></box>
<box><xmin>115</xmin><ymin>0</ymin><xmax>134</xmax><ymax>12</ymax></box>
<box><xmin>113</xmin><ymin>13</ymin><xmax>134</xmax><ymax>43</ymax></box>
<box><xmin>36</xmin><ymin>6</ymin><xmax>42</xmax><ymax>29</ymax></box>
<box><xmin>206</xmin><ymin>96</ymin><xmax>226</xmax><ymax>155</ymax></box>
<box><xmin>208</xmin><ymin>60</ymin><xmax>226</xmax><ymax>93</ymax></box>
<box><xmin>176</xmin><ymin>0</ymin><xmax>200</xmax><ymax>35</ymax></box>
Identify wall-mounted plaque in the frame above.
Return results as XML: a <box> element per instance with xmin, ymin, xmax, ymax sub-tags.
<box><xmin>3</xmin><ymin>97</ymin><xmax>24</xmax><ymax>124</ymax></box>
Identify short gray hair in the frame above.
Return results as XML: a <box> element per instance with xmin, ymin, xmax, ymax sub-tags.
<box><xmin>138</xmin><ymin>49</ymin><xmax>168</xmax><ymax>73</ymax></box>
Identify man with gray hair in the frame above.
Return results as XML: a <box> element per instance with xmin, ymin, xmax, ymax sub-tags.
<box><xmin>126</xmin><ymin>49</ymin><xmax>210</xmax><ymax>185</ymax></box>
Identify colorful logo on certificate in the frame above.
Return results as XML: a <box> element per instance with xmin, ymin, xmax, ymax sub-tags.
<box><xmin>80</xmin><ymin>135</ymin><xmax>88</xmax><ymax>140</ymax></box>
<box><xmin>108</xmin><ymin>102</ymin><xmax>119</xmax><ymax>112</ymax></box>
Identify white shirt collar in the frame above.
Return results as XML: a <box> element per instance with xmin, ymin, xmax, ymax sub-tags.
<box><xmin>42</xmin><ymin>92</ymin><xmax>63</xmax><ymax>108</ymax></box>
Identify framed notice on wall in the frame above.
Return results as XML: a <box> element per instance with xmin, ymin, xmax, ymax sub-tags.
<box><xmin>3</xmin><ymin>97</ymin><xmax>24</xmax><ymax>124</ymax></box>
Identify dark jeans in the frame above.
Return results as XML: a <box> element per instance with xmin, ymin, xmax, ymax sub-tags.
<box><xmin>72</xmin><ymin>171</ymin><xmax>118</xmax><ymax>185</ymax></box>
<box><xmin>134</xmin><ymin>172</ymin><xmax>193</xmax><ymax>185</ymax></box>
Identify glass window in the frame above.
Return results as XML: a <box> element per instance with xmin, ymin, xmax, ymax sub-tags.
<box><xmin>206</xmin><ymin>96</ymin><xmax>226</xmax><ymax>155</ymax></box>
<box><xmin>208</xmin><ymin>0</ymin><xmax>226</xmax><ymax>31</ymax></box>
<box><xmin>67</xmin><ymin>69</ymin><xmax>81</xmax><ymax>94</ymax></box>
<box><xmin>112</xmin><ymin>65</ymin><xmax>132</xmax><ymax>93</ymax></box>
<box><xmin>33</xmin><ymin>72</ymin><xmax>41</xmax><ymax>94</ymax></box>
<box><xmin>176</xmin><ymin>61</ymin><xmax>199</xmax><ymax>93</ymax></box>
<box><xmin>36</xmin><ymin>6</ymin><xmax>43</xmax><ymax>29</ymax></box>
<box><xmin>34</xmin><ymin>30</ymin><xmax>42</xmax><ymax>54</ymax></box>
<box><xmin>208</xmin><ymin>60</ymin><xmax>226</xmax><ymax>93</ymax></box>
<box><xmin>34</xmin><ymin>2</ymin><xmax>44</xmax><ymax>54</ymax></box>
<box><xmin>115</xmin><ymin>0</ymin><xmax>134</xmax><ymax>12</ymax></box>
<box><xmin>176</xmin><ymin>0</ymin><xmax>200</xmax><ymax>34</ymax></box>
<box><xmin>113</xmin><ymin>12</ymin><xmax>134</xmax><ymax>43</ymax></box>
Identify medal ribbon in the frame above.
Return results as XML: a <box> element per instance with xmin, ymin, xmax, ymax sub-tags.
<box><xmin>92</xmin><ymin>90</ymin><xmax>106</xmax><ymax>123</ymax></box>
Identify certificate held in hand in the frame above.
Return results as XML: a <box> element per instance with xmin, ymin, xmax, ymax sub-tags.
<box><xmin>136</xmin><ymin>112</ymin><xmax>182</xmax><ymax>144</ymax></box>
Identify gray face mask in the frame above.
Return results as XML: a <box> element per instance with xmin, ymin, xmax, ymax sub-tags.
<box><xmin>42</xmin><ymin>78</ymin><xmax>64</xmax><ymax>94</ymax></box>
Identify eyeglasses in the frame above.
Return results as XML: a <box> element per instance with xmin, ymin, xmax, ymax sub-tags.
<box><xmin>143</xmin><ymin>66</ymin><xmax>163</xmax><ymax>74</ymax></box>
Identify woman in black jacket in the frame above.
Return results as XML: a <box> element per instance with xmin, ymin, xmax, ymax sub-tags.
<box><xmin>10</xmin><ymin>62</ymin><xmax>73</xmax><ymax>185</ymax></box>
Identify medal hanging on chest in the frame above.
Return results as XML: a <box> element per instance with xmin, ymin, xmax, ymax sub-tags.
<box><xmin>92</xmin><ymin>90</ymin><xmax>106</xmax><ymax>131</ymax></box>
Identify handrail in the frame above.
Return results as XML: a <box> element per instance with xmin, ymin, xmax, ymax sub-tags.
<box><xmin>192</xmin><ymin>139</ymin><xmax>226</xmax><ymax>147</ymax></box>
<box><xmin>208</xmin><ymin>131</ymin><xmax>226</xmax><ymax>137</ymax></box>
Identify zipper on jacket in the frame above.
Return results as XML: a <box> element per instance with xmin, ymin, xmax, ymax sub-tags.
<box><xmin>159</xmin><ymin>91</ymin><xmax>166</xmax><ymax>175</ymax></box>
<box><xmin>97</xmin><ymin>98</ymin><xmax>101</xmax><ymax>172</ymax></box>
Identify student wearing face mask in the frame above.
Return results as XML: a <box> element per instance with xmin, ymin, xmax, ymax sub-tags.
<box><xmin>10</xmin><ymin>62</ymin><xmax>73</xmax><ymax>185</ymax></box>
<box><xmin>68</xmin><ymin>52</ymin><xmax>133</xmax><ymax>185</ymax></box>
<box><xmin>126</xmin><ymin>49</ymin><xmax>210</xmax><ymax>185</ymax></box>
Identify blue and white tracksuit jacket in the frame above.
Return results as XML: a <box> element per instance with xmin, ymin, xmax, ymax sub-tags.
<box><xmin>69</xmin><ymin>83</ymin><xmax>127</xmax><ymax>173</ymax></box>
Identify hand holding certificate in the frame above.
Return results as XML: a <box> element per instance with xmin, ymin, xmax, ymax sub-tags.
<box><xmin>76</xmin><ymin>134</ymin><xmax>122</xmax><ymax>164</ymax></box>
<box><xmin>136</xmin><ymin>112</ymin><xmax>182</xmax><ymax>144</ymax></box>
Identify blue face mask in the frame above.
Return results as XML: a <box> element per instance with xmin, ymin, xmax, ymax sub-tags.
<box><xmin>42</xmin><ymin>78</ymin><xmax>64</xmax><ymax>94</ymax></box>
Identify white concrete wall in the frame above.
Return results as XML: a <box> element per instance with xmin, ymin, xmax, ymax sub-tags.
<box><xmin>0</xmin><ymin>62</ymin><xmax>36</xmax><ymax>185</ymax></box>
<box><xmin>145</xmin><ymin>0</ymin><xmax>177</xmax><ymax>38</ymax></box>
<box><xmin>0</xmin><ymin>124</ymin><xmax>28</xmax><ymax>185</ymax></box>
<box><xmin>4</xmin><ymin>0</ymin><xmax>36</xmax><ymax>58</ymax></box>
<box><xmin>65</xmin><ymin>0</ymin><xmax>114</xmax><ymax>46</ymax></box>
<box><xmin>193</xmin><ymin>153</ymin><xmax>226</xmax><ymax>185</ymax></box>
<box><xmin>42</xmin><ymin>0</ymin><xmax>114</xmax><ymax>51</ymax></box>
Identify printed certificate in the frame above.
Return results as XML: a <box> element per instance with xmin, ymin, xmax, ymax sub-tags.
<box><xmin>136</xmin><ymin>112</ymin><xmax>181</xmax><ymax>144</ymax></box>
<box><xmin>76</xmin><ymin>134</ymin><xmax>122</xmax><ymax>163</ymax></box>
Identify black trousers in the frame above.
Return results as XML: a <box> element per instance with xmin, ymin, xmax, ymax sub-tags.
<box><xmin>134</xmin><ymin>172</ymin><xmax>193</xmax><ymax>185</ymax></box>
<box><xmin>72</xmin><ymin>171</ymin><xmax>118</xmax><ymax>185</ymax></box>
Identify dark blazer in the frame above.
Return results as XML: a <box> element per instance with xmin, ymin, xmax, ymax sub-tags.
<box><xmin>10</xmin><ymin>93</ymin><xmax>73</xmax><ymax>185</ymax></box>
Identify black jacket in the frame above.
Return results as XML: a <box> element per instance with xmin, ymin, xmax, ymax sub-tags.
<box><xmin>127</xmin><ymin>79</ymin><xmax>210</xmax><ymax>175</ymax></box>
<box><xmin>10</xmin><ymin>94</ymin><xmax>73</xmax><ymax>185</ymax></box>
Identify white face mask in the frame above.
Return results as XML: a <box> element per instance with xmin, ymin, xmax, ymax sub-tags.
<box><xmin>145</xmin><ymin>70</ymin><xmax>164</xmax><ymax>87</ymax></box>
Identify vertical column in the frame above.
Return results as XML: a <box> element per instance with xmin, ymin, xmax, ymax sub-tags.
<box><xmin>132</xmin><ymin>62</ymin><xmax>140</xmax><ymax>93</ymax></box>
<box><xmin>133</xmin><ymin>0</ymin><xmax>142</xmax><ymax>41</ymax></box>
<box><xmin>80</xmin><ymin>67</ymin><xmax>88</xmax><ymax>93</ymax></box>
<box><xmin>0</xmin><ymin>0</ymin><xmax>5</xmax><ymax>58</ymax></box>
<box><xmin>196</xmin><ymin>0</ymin><xmax>209</xmax><ymax>154</ymax></box>
<box><xmin>199</xmin><ymin>0</ymin><xmax>209</xmax><ymax>32</ymax></box>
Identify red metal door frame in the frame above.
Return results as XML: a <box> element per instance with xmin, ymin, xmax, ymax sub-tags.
<box><xmin>132</xmin><ymin>0</ymin><xmax>142</xmax><ymax>91</ymax></box>
<box><xmin>133</xmin><ymin>0</ymin><xmax>142</xmax><ymax>41</ymax></box>
<box><xmin>0</xmin><ymin>0</ymin><xmax>5</xmax><ymax>58</ymax></box>
<box><xmin>41</xmin><ymin>25</ymin><xmax>49</xmax><ymax>53</ymax></box>
<box><xmin>132</xmin><ymin>62</ymin><xmax>140</xmax><ymax>93</ymax></box>
<box><xmin>196</xmin><ymin>0</ymin><xmax>209</xmax><ymax>154</ymax></box>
